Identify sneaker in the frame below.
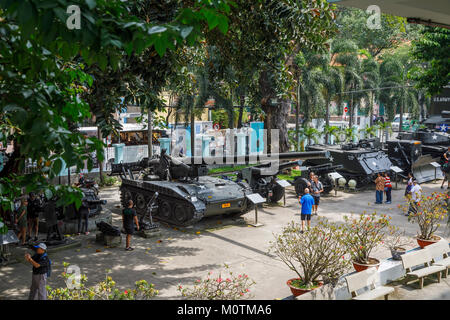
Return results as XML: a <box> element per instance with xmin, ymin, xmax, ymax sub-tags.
<box><xmin>85</xmin><ymin>232</ymin><xmax>90</xmax><ymax>235</ymax></box>
<box><xmin>126</xmin><ymin>247</ymin><xmax>134</xmax><ymax>251</ymax></box>
<box><xmin>386</xmin><ymin>201</ymin><xmax>391</xmax><ymax>204</ymax></box>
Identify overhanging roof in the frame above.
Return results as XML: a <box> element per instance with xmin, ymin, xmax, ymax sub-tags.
<box><xmin>329</xmin><ymin>0</ymin><xmax>450</xmax><ymax>29</ymax></box>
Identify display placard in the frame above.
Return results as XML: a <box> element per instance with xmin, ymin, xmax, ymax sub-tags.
<box><xmin>328</xmin><ymin>172</ymin><xmax>343</xmax><ymax>180</ymax></box>
<box><xmin>246</xmin><ymin>193</ymin><xmax>266</xmax><ymax>204</ymax></box>
<box><xmin>390</xmin><ymin>166</ymin><xmax>404</xmax><ymax>173</ymax></box>
<box><xmin>430</xmin><ymin>162</ymin><xmax>441</xmax><ymax>168</ymax></box>
<box><xmin>276</xmin><ymin>179</ymin><xmax>291</xmax><ymax>187</ymax></box>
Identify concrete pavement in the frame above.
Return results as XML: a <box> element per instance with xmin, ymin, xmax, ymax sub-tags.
<box><xmin>0</xmin><ymin>181</ymin><xmax>449</xmax><ymax>300</ymax></box>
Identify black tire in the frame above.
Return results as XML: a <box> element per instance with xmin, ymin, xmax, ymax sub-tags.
<box><xmin>121</xmin><ymin>189</ymin><xmax>133</xmax><ymax>207</ymax></box>
<box><xmin>294</xmin><ymin>177</ymin><xmax>310</xmax><ymax>196</ymax></box>
<box><xmin>321</xmin><ymin>175</ymin><xmax>334</xmax><ymax>194</ymax></box>
<box><xmin>158</xmin><ymin>200</ymin><xmax>172</xmax><ymax>220</ymax></box>
<box><xmin>173</xmin><ymin>204</ymin><xmax>191</xmax><ymax>224</ymax></box>
<box><xmin>269</xmin><ymin>184</ymin><xmax>285</xmax><ymax>203</ymax></box>
<box><xmin>135</xmin><ymin>193</ymin><xmax>146</xmax><ymax>211</ymax></box>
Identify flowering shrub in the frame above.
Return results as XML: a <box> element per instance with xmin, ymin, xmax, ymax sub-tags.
<box><xmin>269</xmin><ymin>218</ymin><xmax>350</xmax><ymax>289</ymax></box>
<box><xmin>341</xmin><ymin>212</ymin><xmax>391</xmax><ymax>264</ymax></box>
<box><xmin>400</xmin><ymin>192</ymin><xmax>448</xmax><ymax>240</ymax></box>
<box><xmin>383</xmin><ymin>225</ymin><xmax>415</xmax><ymax>251</ymax></box>
<box><xmin>47</xmin><ymin>262</ymin><xmax>158</xmax><ymax>300</ymax></box>
<box><xmin>178</xmin><ymin>264</ymin><xmax>255</xmax><ymax>300</ymax></box>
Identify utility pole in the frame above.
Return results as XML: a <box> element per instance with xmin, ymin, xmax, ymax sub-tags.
<box><xmin>148</xmin><ymin>107</ymin><xmax>153</xmax><ymax>158</ymax></box>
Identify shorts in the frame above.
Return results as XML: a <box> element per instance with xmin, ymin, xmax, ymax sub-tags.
<box><xmin>17</xmin><ymin>218</ymin><xmax>27</xmax><ymax>229</ymax></box>
<box><xmin>124</xmin><ymin>223</ymin><xmax>134</xmax><ymax>235</ymax></box>
<box><xmin>300</xmin><ymin>214</ymin><xmax>311</xmax><ymax>221</ymax></box>
<box><xmin>313</xmin><ymin>196</ymin><xmax>320</xmax><ymax>205</ymax></box>
<box><xmin>445</xmin><ymin>171</ymin><xmax>450</xmax><ymax>180</ymax></box>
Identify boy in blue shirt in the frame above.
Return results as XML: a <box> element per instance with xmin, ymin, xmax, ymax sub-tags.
<box><xmin>299</xmin><ymin>188</ymin><xmax>315</xmax><ymax>233</ymax></box>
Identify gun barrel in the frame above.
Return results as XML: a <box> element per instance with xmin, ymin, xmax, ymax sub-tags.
<box><xmin>177</xmin><ymin>151</ymin><xmax>330</xmax><ymax>165</ymax></box>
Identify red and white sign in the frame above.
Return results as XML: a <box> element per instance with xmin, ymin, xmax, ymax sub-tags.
<box><xmin>344</xmin><ymin>106</ymin><xmax>348</xmax><ymax>113</ymax></box>
<box><xmin>213</xmin><ymin>123</ymin><xmax>221</xmax><ymax>130</ymax></box>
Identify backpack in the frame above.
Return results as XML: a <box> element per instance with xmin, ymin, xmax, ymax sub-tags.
<box><xmin>42</xmin><ymin>253</ymin><xmax>52</xmax><ymax>278</ymax></box>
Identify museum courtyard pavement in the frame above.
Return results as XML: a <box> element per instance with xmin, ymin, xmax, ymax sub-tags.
<box><xmin>1</xmin><ymin>182</ymin><xmax>449</xmax><ymax>300</ymax></box>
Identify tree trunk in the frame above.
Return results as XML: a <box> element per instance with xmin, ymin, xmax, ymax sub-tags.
<box><xmin>370</xmin><ymin>93</ymin><xmax>374</xmax><ymax>127</ymax></box>
<box><xmin>148</xmin><ymin>108</ymin><xmax>153</xmax><ymax>158</ymax></box>
<box><xmin>190</xmin><ymin>107</ymin><xmax>195</xmax><ymax>156</ymax></box>
<box><xmin>296</xmin><ymin>85</ymin><xmax>300</xmax><ymax>151</ymax></box>
<box><xmin>399</xmin><ymin>94</ymin><xmax>404</xmax><ymax>133</ymax></box>
<box><xmin>325</xmin><ymin>97</ymin><xmax>330</xmax><ymax>144</ymax></box>
<box><xmin>349</xmin><ymin>91</ymin><xmax>353</xmax><ymax>127</ymax></box>
<box><xmin>97</xmin><ymin>127</ymin><xmax>104</xmax><ymax>184</ymax></box>
<box><xmin>238</xmin><ymin>95</ymin><xmax>245</xmax><ymax>128</ymax></box>
<box><xmin>262</xmin><ymin>100</ymin><xmax>290</xmax><ymax>153</ymax></box>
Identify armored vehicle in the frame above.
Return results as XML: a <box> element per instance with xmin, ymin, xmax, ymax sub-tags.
<box><xmin>386</xmin><ymin>139</ymin><xmax>444</xmax><ymax>183</ymax></box>
<box><xmin>305</xmin><ymin>138</ymin><xmax>393</xmax><ymax>189</ymax></box>
<box><xmin>110</xmin><ymin>150</ymin><xmax>329</xmax><ymax>226</ymax></box>
<box><xmin>396</xmin><ymin>129</ymin><xmax>450</xmax><ymax>162</ymax></box>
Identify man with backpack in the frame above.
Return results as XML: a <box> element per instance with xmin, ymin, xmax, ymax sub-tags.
<box><xmin>25</xmin><ymin>242</ymin><xmax>50</xmax><ymax>300</ymax></box>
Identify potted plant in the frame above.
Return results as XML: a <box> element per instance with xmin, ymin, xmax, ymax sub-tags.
<box><xmin>402</xmin><ymin>192</ymin><xmax>449</xmax><ymax>248</ymax></box>
<box><xmin>269</xmin><ymin>219</ymin><xmax>350</xmax><ymax>297</ymax></box>
<box><xmin>341</xmin><ymin>212</ymin><xmax>391</xmax><ymax>272</ymax></box>
<box><xmin>383</xmin><ymin>226</ymin><xmax>415</xmax><ymax>260</ymax></box>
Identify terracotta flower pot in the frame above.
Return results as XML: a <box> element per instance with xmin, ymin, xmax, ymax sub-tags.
<box><xmin>352</xmin><ymin>257</ymin><xmax>380</xmax><ymax>272</ymax></box>
<box><xmin>286</xmin><ymin>278</ymin><xmax>323</xmax><ymax>297</ymax></box>
<box><xmin>416</xmin><ymin>235</ymin><xmax>442</xmax><ymax>249</ymax></box>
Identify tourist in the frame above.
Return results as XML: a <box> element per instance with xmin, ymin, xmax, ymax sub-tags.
<box><xmin>16</xmin><ymin>198</ymin><xmax>28</xmax><ymax>245</ymax></box>
<box><xmin>404</xmin><ymin>172</ymin><xmax>414</xmax><ymax>199</ymax></box>
<box><xmin>374</xmin><ymin>172</ymin><xmax>385</xmax><ymax>204</ymax></box>
<box><xmin>298</xmin><ymin>188</ymin><xmax>315</xmax><ymax>233</ymax></box>
<box><xmin>407</xmin><ymin>179</ymin><xmax>422</xmax><ymax>216</ymax></box>
<box><xmin>27</xmin><ymin>193</ymin><xmax>40</xmax><ymax>242</ymax></box>
<box><xmin>384</xmin><ymin>172</ymin><xmax>392</xmax><ymax>204</ymax></box>
<box><xmin>311</xmin><ymin>175</ymin><xmax>323</xmax><ymax>215</ymax></box>
<box><xmin>25</xmin><ymin>243</ymin><xmax>49</xmax><ymax>300</ymax></box>
<box><xmin>77</xmin><ymin>197</ymin><xmax>90</xmax><ymax>236</ymax></box>
<box><xmin>122</xmin><ymin>200</ymin><xmax>139</xmax><ymax>251</ymax></box>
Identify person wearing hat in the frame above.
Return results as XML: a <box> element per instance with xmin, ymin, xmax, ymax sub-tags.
<box><xmin>25</xmin><ymin>243</ymin><xmax>50</xmax><ymax>300</ymax></box>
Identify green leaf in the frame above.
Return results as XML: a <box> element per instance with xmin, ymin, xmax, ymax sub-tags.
<box><xmin>44</xmin><ymin>189</ymin><xmax>53</xmax><ymax>200</ymax></box>
<box><xmin>147</xmin><ymin>26</ymin><xmax>167</xmax><ymax>35</ymax></box>
<box><xmin>85</xmin><ymin>0</ymin><xmax>97</xmax><ymax>10</ymax></box>
<box><xmin>180</xmin><ymin>26</ymin><xmax>194</xmax><ymax>39</ymax></box>
<box><xmin>153</xmin><ymin>34</ymin><xmax>167</xmax><ymax>57</ymax></box>
<box><xmin>53</xmin><ymin>158</ymin><xmax>63</xmax><ymax>175</ymax></box>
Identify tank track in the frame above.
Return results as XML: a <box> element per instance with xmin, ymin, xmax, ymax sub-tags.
<box><xmin>119</xmin><ymin>184</ymin><xmax>204</xmax><ymax>227</ymax></box>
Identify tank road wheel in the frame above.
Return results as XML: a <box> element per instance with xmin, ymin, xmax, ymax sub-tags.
<box><xmin>159</xmin><ymin>201</ymin><xmax>172</xmax><ymax>220</ymax></box>
<box><xmin>173</xmin><ymin>204</ymin><xmax>192</xmax><ymax>225</ymax></box>
<box><xmin>322</xmin><ymin>175</ymin><xmax>334</xmax><ymax>194</ymax></box>
<box><xmin>135</xmin><ymin>193</ymin><xmax>146</xmax><ymax>212</ymax></box>
<box><xmin>294</xmin><ymin>177</ymin><xmax>310</xmax><ymax>197</ymax></box>
<box><xmin>269</xmin><ymin>184</ymin><xmax>285</xmax><ymax>203</ymax></box>
<box><xmin>121</xmin><ymin>190</ymin><xmax>133</xmax><ymax>207</ymax></box>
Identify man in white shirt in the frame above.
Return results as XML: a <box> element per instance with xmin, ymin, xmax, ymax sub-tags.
<box><xmin>407</xmin><ymin>180</ymin><xmax>422</xmax><ymax>216</ymax></box>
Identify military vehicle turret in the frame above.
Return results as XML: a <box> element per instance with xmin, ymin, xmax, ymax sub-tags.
<box><xmin>110</xmin><ymin>150</ymin><xmax>329</xmax><ymax>226</ymax></box>
<box><xmin>305</xmin><ymin>138</ymin><xmax>393</xmax><ymax>189</ymax></box>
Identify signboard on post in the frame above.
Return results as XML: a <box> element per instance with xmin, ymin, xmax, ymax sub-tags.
<box><xmin>430</xmin><ymin>162</ymin><xmax>441</xmax><ymax>183</ymax></box>
<box><xmin>390</xmin><ymin>166</ymin><xmax>403</xmax><ymax>189</ymax></box>
<box><xmin>328</xmin><ymin>172</ymin><xmax>343</xmax><ymax>197</ymax></box>
<box><xmin>276</xmin><ymin>180</ymin><xmax>291</xmax><ymax>207</ymax></box>
<box><xmin>246</xmin><ymin>193</ymin><xmax>266</xmax><ymax>227</ymax></box>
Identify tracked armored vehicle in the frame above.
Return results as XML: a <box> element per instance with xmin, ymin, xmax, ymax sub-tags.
<box><xmin>110</xmin><ymin>150</ymin><xmax>329</xmax><ymax>226</ymax></box>
<box><xmin>305</xmin><ymin>138</ymin><xmax>393</xmax><ymax>189</ymax></box>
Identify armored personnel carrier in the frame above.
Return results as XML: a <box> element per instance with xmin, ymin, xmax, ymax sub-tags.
<box><xmin>110</xmin><ymin>150</ymin><xmax>329</xmax><ymax>226</ymax></box>
<box><xmin>305</xmin><ymin>138</ymin><xmax>393</xmax><ymax>189</ymax></box>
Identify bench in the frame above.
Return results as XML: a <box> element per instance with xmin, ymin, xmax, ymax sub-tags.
<box><xmin>345</xmin><ymin>268</ymin><xmax>394</xmax><ymax>300</ymax></box>
<box><xmin>426</xmin><ymin>240</ymin><xmax>450</xmax><ymax>278</ymax></box>
<box><xmin>401</xmin><ymin>248</ymin><xmax>446</xmax><ymax>289</ymax></box>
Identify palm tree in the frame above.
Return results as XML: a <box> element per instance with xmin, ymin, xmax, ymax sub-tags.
<box><xmin>317</xmin><ymin>51</ymin><xmax>343</xmax><ymax>144</ymax></box>
<box><xmin>323</xmin><ymin>125</ymin><xmax>341</xmax><ymax>145</ymax></box>
<box><xmin>379</xmin><ymin>54</ymin><xmax>420</xmax><ymax>128</ymax></box>
<box><xmin>303</xmin><ymin>126</ymin><xmax>320</xmax><ymax>146</ymax></box>
<box><xmin>359</xmin><ymin>124</ymin><xmax>379</xmax><ymax>139</ymax></box>
<box><xmin>331</xmin><ymin>39</ymin><xmax>363</xmax><ymax>127</ymax></box>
